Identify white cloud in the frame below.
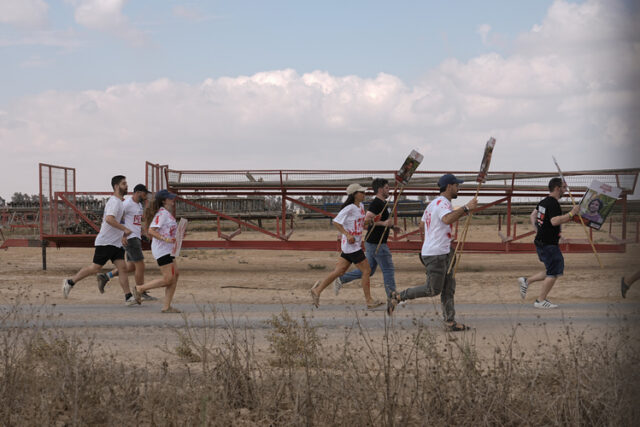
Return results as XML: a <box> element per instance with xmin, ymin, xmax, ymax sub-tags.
<box><xmin>67</xmin><ymin>0</ymin><xmax>147</xmax><ymax>46</ymax></box>
<box><xmin>172</xmin><ymin>5</ymin><xmax>219</xmax><ymax>23</ymax></box>
<box><xmin>0</xmin><ymin>0</ymin><xmax>49</xmax><ymax>28</ymax></box>
<box><xmin>0</xmin><ymin>0</ymin><xmax>638</xmax><ymax>198</ymax></box>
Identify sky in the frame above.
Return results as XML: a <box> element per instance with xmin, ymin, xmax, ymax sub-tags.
<box><xmin>0</xmin><ymin>0</ymin><xmax>639</xmax><ymax>200</ymax></box>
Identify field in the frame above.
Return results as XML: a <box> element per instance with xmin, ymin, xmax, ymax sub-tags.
<box><xmin>1</xmin><ymin>219</ymin><xmax>639</xmax><ymax>425</ymax></box>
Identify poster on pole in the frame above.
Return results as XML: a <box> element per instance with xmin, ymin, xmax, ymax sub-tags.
<box><xmin>171</xmin><ymin>218</ymin><xmax>188</xmax><ymax>256</ymax></box>
<box><xmin>395</xmin><ymin>150</ymin><xmax>424</xmax><ymax>185</ymax></box>
<box><xmin>578</xmin><ymin>180</ymin><xmax>621</xmax><ymax>230</ymax></box>
<box><xmin>477</xmin><ymin>137</ymin><xmax>496</xmax><ymax>183</ymax></box>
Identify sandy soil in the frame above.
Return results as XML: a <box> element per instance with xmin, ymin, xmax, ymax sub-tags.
<box><xmin>1</xmin><ymin>224</ymin><xmax>639</xmax><ymax>367</ymax></box>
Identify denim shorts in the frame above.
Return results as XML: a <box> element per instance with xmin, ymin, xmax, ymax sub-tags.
<box><xmin>536</xmin><ymin>244</ymin><xmax>564</xmax><ymax>277</ymax></box>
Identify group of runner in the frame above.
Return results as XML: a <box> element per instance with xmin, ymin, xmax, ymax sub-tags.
<box><xmin>311</xmin><ymin>174</ymin><xmax>637</xmax><ymax>331</ymax></box>
<box><xmin>62</xmin><ymin>176</ymin><xmax>181</xmax><ymax>313</ymax></box>
<box><xmin>61</xmin><ymin>173</ymin><xmax>637</xmax><ymax>322</ymax></box>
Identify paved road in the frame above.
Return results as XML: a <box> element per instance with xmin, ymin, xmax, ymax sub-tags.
<box><xmin>3</xmin><ymin>301</ymin><xmax>639</xmax><ymax>331</ymax></box>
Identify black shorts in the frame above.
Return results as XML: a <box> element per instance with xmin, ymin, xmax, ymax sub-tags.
<box><xmin>157</xmin><ymin>254</ymin><xmax>175</xmax><ymax>267</ymax></box>
<box><xmin>93</xmin><ymin>245</ymin><xmax>125</xmax><ymax>266</ymax></box>
<box><xmin>340</xmin><ymin>250</ymin><xmax>366</xmax><ymax>264</ymax></box>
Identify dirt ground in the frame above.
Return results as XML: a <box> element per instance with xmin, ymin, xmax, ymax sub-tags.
<box><xmin>1</xmin><ymin>222</ymin><xmax>639</xmax><ymax>367</ymax></box>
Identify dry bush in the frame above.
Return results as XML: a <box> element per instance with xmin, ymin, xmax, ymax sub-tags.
<box><xmin>1</xmin><ymin>300</ymin><xmax>639</xmax><ymax>426</ymax></box>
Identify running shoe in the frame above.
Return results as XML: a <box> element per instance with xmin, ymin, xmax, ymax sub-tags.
<box><xmin>62</xmin><ymin>279</ymin><xmax>73</xmax><ymax>299</ymax></box>
<box><xmin>96</xmin><ymin>273</ymin><xmax>109</xmax><ymax>294</ymax></box>
<box><xmin>533</xmin><ymin>299</ymin><xmax>558</xmax><ymax>309</ymax></box>
<box><xmin>333</xmin><ymin>277</ymin><xmax>344</xmax><ymax>295</ymax></box>
<box><xmin>125</xmin><ymin>296</ymin><xmax>139</xmax><ymax>306</ymax></box>
<box><xmin>518</xmin><ymin>277</ymin><xmax>528</xmax><ymax>299</ymax></box>
<box><xmin>141</xmin><ymin>291</ymin><xmax>158</xmax><ymax>301</ymax></box>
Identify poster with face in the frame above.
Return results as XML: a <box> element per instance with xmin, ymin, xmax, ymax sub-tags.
<box><xmin>477</xmin><ymin>137</ymin><xmax>496</xmax><ymax>183</ymax></box>
<box><xmin>578</xmin><ymin>180</ymin><xmax>621</xmax><ymax>230</ymax></box>
<box><xmin>395</xmin><ymin>150</ymin><xmax>424</xmax><ymax>185</ymax></box>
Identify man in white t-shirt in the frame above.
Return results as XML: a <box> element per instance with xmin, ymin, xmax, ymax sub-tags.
<box><xmin>96</xmin><ymin>183</ymin><xmax>157</xmax><ymax>301</ymax></box>
<box><xmin>62</xmin><ymin>175</ymin><xmax>138</xmax><ymax>306</ymax></box>
<box><xmin>387</xmin><ymin>174</ymin><xmax>478</xmax><ymax>331</ymax></box>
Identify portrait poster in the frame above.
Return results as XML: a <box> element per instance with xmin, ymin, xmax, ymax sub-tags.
<box><xmin>578</xmin><ymin>180</ymin><xmax>621</xmax><ymax>230</ymax></box>
<box><xmin>395</xmin><ymin>150</ymin><xmax>424</xmax><ymax>185</ymax></box>
<box><xmin>477</xmin><ymin>137</ymin><xmax>496</xmax><ymax>183</ymax></box>
<box><xmin>172</xmin><ymin>218</ymin><xmax>188</xmax><ymax>256</ymax></box>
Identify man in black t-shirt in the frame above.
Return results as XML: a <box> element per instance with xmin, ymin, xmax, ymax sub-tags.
<box><xmin>517</xmin><ymin>177</ymin><xmax>579</xmax><ymax>308</ymax></box>
<box><xmin>333</xmin><ymin>178</ymin><xmax>401</xmax><ymax>298</ymax></box>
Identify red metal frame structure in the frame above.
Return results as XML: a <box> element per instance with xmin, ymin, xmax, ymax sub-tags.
<box><xmin>1</xmin><ymin>162</ymin><xmax>638</xmax><ymax>271</ymax></box>
<box><xmin>145</xmin><ymin>162</ymin><xmax>638</xmax><ymax>254</ymax></box>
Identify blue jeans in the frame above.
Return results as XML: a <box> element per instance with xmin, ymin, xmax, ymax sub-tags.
<box><xmin>339</xmin><ymin>242</ymin><xmax>396</xmax><ymax>297</ymax></box>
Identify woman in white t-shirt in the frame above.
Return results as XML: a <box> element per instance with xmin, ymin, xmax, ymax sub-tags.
<box><xmin>132</xmin><ymin>189</ymin><xmax>181</xmax><ymax>313</ymax></box>
<box><xmin>310</xmin><ymin>183</ymin><xmax>383</xmax><ymax>309</ymax></box>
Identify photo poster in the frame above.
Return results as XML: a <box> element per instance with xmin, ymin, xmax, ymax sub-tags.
<box><xmin>577</xmin><ymin>180</ymin><xmax>621</xmax><ymax>230</ymax></box>
<box><xmin>395</xmin><ymin>150</ymin><xmax>424</xmax><ymax>185</ymax></box>
<box><xmin>172</xmin><ymin>218</ymin><xmax>188</xmax><ymax>256</ymax></box>
<box><xmin>476</xmin><ymin>137</ymin><xmax>496</xmax><ymax>183</ymax></box>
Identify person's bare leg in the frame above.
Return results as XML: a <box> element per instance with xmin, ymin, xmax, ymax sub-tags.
<box><xmin>313</xmin><ymin>258</ymin><xmax>351</xmax><ymax>296</ymax></box>
<box><xmin>71</xmin><ymin>263</ymin><xmax>102</xmax><ymax>284</ymax></box>
<box><xmin>538</xmin><ymin>276</ymin><xmax>557</xmax><ymax>301</ymax></box>
<box><xmin>355</xmin><ymin>259</ymin><xmax>373</xmax><ymax>303</ymax></box>
<box><xmin>133</xmin><ymin>261</ymin><xmax>145</xmax><ymax>286</ymax></box>
<box><xmin>624</xmin><ymin>270</ymin><xmax>640</xmax><ymax>287</ymax></box>
<box><xmin>527</xmin><ymin>271</ymin><xmax>547</xmax><ymax>285</ymax></box>
<box><xmin>162</xmin><ymin>263</ymin><xmax>179</xmax><ymax>311</ymax></box>
<box><xmin>136</xmin><ymin>265</ymin><xmax>172</xmax><ymax>292</ymax></box>
<box><xmin>112</xmin><ymin>258</ymin><xmax>130</xmax><ymax>294</ymax></box>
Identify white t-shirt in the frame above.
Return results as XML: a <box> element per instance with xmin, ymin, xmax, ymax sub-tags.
<box><xmin>333</xmin><ymin>203</ymin><xmax>366</xmax><ymax>254</ymax></box>
<box><xmin>150</xmin><ymin>207</ymin><xmax>177</xmax><ymax>259</ymax></box>
<box><xmin>421</xmin><ymin>195</ymin><xmax>454</xmax><ymax>256</ymax></box>
<box><xmin>122</xmin><ymin>197</ymin><xmax>144</xmax><ymax>240</ymax></box>
<box><xmin>94</xmin><ymin>196</ymin><xmax>125</xmax><ymax>247</ymax></box>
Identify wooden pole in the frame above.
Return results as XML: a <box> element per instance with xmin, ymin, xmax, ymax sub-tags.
<box><xmin>448</xmin><ymin>184</ymin><xmax>482</xmax><ymax>276</ymax></box>
<box><xmin>374</xmin><ymin>185</ymin><xmax>406</xmax><ymax>255</ymax></box>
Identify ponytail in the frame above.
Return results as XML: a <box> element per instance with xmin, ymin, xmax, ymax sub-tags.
<box><xmin>340</xmin><ymin>194</ymin><xmax>356</xmax><ymax>210</ymax></box>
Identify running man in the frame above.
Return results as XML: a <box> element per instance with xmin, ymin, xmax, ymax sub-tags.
<box><xmin>96</xmin><ymin>183</ymin><xmax>157</xmax><ymax>301</ymax></box>
<box><xmin>387</xmin><ymin>174</ymin><xmax>477</xmax><ymax>332</ymax></box>
<box><xmin>62</xmin><ymin>175</ymin><xmax>138</xmax><ymax>306</ymax></box>
<box><xmin>517</xmin><ymin>177</ymin><xmax>579</xmax><ymax>308</ymax></box>
<box><xmin>334</xmin><ymin>178</ymin><xmax>400</xmax><ymax>298</ymax></box>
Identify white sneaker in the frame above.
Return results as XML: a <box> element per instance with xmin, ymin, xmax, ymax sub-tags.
<box><xmin>518</xmin><ymin>277</ymin><xmax>528</xmax><ymax>299</ymax></box>
<box><xmin>534</xmin><ymin>299</ymin><xmax>558</xmax><ymax>309</ymax></box>
<box><xmin>125</xmin><ymin>296</ymin><xmax>140</xmax><ymax>306</ymax></box>
<box><xmin>62</xmin><ymin>279</ymin><xmax>73</xmax><ymax>299</ymax></box>
<box><xmin>333</xmin><ymin>277</ymin><xmax>344</xmax><ymax>295</ymax></box>
<box><xmin>398</xmin><ymin>301</ymin><xmax>407</xmax><ymax>308</ymax></box>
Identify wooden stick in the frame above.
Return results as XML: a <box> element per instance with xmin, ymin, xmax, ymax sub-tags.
<box><xmin>552</xmin><ymin>157</ymin><xmax>603</xmax><ymax>269</ymax></box>
<box><xmin>447</xmin><ymin>184</ymin><xmax>481</xmax><ymax>275</ymax></box>
<box><xmin>374</xmin><ymin>184</ymin><xmax>406</xmax><ymax>255</ymax></box>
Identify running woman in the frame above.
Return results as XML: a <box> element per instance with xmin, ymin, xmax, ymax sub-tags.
<box><xmin>131</xmin><ymin>189</ymin><xmax>181</xmax><ymax>313</ymax></box>
<box><xmin>310</xmin><ymin>183</ymin><xmax>383</xmax><ymax>310</ymax></box>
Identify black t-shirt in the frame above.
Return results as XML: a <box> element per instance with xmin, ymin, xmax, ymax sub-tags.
<box><xmin>534</xmin><ymin>196</ymin><xmax>562</xmax><ymax>245</ymax></box>
<box><xmin>365</xmin><ymin>197</ymin><xmax>391</xmax><ymax>244</ymax></box>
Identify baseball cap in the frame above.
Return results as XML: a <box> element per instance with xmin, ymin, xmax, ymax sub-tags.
<box><xmin>133</xmin><ymin>184</ymin><xmax>149</xmax><ymax>193</ymax></box>
<box><xmin>155</xmin><ymin>189</ymin><xmax>177</xmax><ymax>199</ymax></box>
<box><xmin>437</xmin><ymin>174</ymin><xmax>464</xmax><ymax>188</ymax></box>
<box><xmin>346</xmin><ymin>183</ymin><xmax>367</xmax><ymax>195</ymax></box>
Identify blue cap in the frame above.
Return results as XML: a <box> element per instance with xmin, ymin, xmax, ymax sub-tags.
<box><xmin>155</xmin><ymin>189</ymin><xmax>177</xmax><ymax>199</ymax></box>
<box><xmin>438</xmin><ymin>174</ymin><xmax>464</xmax><ymax>188</ymax></box>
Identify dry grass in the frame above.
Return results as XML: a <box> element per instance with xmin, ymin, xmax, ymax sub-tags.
<box><xmin>1</xmin><ymin>299</ymin><xmax>639</xmax><ymax>426</ymax></box>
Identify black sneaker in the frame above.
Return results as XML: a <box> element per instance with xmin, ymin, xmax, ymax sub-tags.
<box><xmin>96</xmin><ymin>273</ymin><xmax>109</xmax><ymax>294</ymax></box>
<box><xmin>141</xmin><ymin>291</ymin><xmax>158</xmax><ymax>301</ymax></box>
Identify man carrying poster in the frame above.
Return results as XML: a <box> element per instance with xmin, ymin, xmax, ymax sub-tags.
<box><xmin>517</xmin><ymin>177</ymin><xmax>579</xmax><ymax>308</ymax></box>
